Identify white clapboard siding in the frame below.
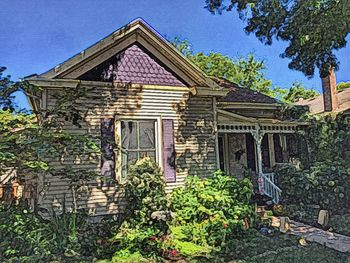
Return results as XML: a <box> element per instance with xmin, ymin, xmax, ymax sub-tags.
<box><xmin>34</xmin><ymin>84</ymin><xmax>216</xmax><ymax>216</ymax></box>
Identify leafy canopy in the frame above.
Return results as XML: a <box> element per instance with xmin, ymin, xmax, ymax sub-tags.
<box><xmin>171</xmin><ymin>37</ymin><xmax>317</xmax><ymax>101</ymax></box>
<box><xmin>171</xmin><ymin>37</ymin><xmax>273</xmax><ymax>96</ymax></box>
<box><xmin>279</xmin><ymin>82</ymin><xmax>319</xmax><ymax>103</ymax></box>
<box><xmin>337</xmin><ymin>81</ymin><xmax>350</xmax><ymax>92</ymax></box>
<box><xmin>205</xmin><ymin>0</ymin><xmax>350</xmax><ymax>78</ymax></box>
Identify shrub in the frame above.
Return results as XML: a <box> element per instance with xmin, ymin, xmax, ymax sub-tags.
<box><xmin>0</xmin><ymin>202</ymin><xmax>116</xmax><ymax>262</ymax></box>
<box><xmin>0</xmin><ymin>203</ymin><xmax>53</xmax><ymax>262</ymax></box>
<box><xmin>169</xmin><ymin>170</ymin><xmax>255</xmax><ymax>247</ymax></box>
<box><xmin>277</xmin><ymin>161</ymin><xmax>350</xmax><ymax>211</ymax></box>
<box><xmin>112</xmin><ymin>157</ymin><xmax>172</xmax><ymax>259</ymax></box>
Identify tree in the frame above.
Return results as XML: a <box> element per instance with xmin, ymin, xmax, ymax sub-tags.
<box><xmin>337</xmin><ymin>81</ymin><xmax>350</xmax><ymax>92</ymax></box>
<box><xmin>0</xmin><ymin>67</ymin><xmax>100</xmax><ymax>212</ymax></box>
<box><xmin>204</xmin><ymin>0</ymin><xmax>350</xmax><ymax>78</ymax></box>
<box><xmin>171</xmin><ymin>38</ymin><xmax>273</xmax><ymax>96</ymax></box>
<box><xmin>278</xmin><ymin>82</ymin><xmax>319</xmax><ymax>103</ymax></box>
<box><xmin>171</xmin><ymin>37</ymin><xmax>319</xmax><ymax>100</ymax></box>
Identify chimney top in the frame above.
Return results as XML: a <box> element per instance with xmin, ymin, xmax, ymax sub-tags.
<box><xmin>321</xmin><ymin>69</ymin><xmax>338</xmax><ymax>112</ymax></box>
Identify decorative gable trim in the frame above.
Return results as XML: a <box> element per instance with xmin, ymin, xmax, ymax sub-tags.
<box><xmin>39</xmin><ymin>18</ymin><xmax>220</xmax><ymax>89</ymax></box>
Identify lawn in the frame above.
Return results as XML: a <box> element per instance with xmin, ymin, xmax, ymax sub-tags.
<box><xmin>190</xmin><ymin>231</ymin><xmax>349</xmax><ymax>263</ymax></box>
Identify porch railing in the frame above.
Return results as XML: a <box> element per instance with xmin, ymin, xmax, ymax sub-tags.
<box><xmin>258</xmin><ymin>173</ymin><xmax>282</xmax><ymax>204</ymax></box>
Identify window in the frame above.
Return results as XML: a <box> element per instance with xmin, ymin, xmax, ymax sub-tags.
<box><xmin>120</xmin><ymin>120</ymin><xmax>157</xmax><ymax>181</ymax></box>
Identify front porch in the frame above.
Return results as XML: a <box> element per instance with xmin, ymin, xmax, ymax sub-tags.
<box><xmin>217</xmin><ymin>109</ymin><xmax>307</xmax><ymax>203</ymax></box>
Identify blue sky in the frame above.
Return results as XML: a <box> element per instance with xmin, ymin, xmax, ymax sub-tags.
<box><xmin>1</xmin><ymin>0</ymin><xmax>349</xmax><ymax>109</ymax></box>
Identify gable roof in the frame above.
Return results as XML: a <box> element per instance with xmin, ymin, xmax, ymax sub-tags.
<box><xmin>35</xmin><ymin>18</ymin><xmax>219</xmax><ymax>88</ymax></box>
<box><xmin>211</xmin><ymin>77</ymin><xmax>278</xmax><ymax>104</ymax></box>
<box><xmin>295</xmin><ymin>88</ymin><xmax>350</xmax><ymax>113</ymax></box>
<box><xmin>79</xmin><ymin>43</ymin><xmax>186</xmax><ymax>86</ymax></box>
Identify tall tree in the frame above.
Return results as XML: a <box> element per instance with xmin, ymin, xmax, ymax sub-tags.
<box><xmin>277</xmin><ymin>82</ymin><xmax>319</xmax><ymax>103</ymax></box>
<box><xmin>204</xmin><ymin>0</ymin><xmax>350</xmax><ymax>78</ymax></box>
<box><xmin>171</xmin><ymin>38</ymin><xmax>273</xmax><ymax>96</ymax></box>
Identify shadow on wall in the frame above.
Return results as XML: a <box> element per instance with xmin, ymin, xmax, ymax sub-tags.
<box><xmin>36</xmin><ymin>82</ymin><xmax>144</xmax><ymax>217</ymax></box>
<box><xmin>172</xmin><ymin>94</ymin><xmax>217</xmax><ymax>179</ymax></box>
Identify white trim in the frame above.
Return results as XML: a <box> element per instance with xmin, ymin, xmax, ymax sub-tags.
<box><xmin>115</xmin><ymin>116</ymin><xmax>163</xmax><ymax>183</ymax></box>
<box><xmin>213</xmin><ymin>97</ymin><xmax>220</xmax><ymax>169</ymax></box>
<box><xmin>224</xmin><ymin>134</ymin><xmax>230</xmax><ymax>173</ymax></box>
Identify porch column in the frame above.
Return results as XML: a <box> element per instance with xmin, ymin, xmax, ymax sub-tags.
<box><xmin>253</xmin><ymin>126</ymin><xmax>264</xmax><ymax>175</ymax></box>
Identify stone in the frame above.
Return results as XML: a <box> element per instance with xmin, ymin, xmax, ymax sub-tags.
<box><xmin>279</xmin><ymin>217</ymin><xmax>290</xmax><ymax>233</ymax></box>
<box><xmin>151</xmin><ymin>210</ymin><xmax>174</xmax><ymax>221</ymax></box>
<box><xmin>318</xmin><ymin>210</ymin><xmax>329</xmax><ymax>227</ymax></box>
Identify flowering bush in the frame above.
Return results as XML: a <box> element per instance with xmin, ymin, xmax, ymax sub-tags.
<box><xmin>170</xmin><ymin>170</ymin><xmax>255</xmax><ymax>247</ymax></box>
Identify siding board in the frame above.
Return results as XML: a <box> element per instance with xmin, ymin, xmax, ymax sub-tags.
<box><xmin>34</xmin><ymin>84</ymin><xmax>216</xmax><ymax>216</ymax></box>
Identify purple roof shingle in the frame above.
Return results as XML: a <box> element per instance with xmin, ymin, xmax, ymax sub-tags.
<box><xmin>79</xmin><ymin>44</ymin><xmax>186</xmax><ymax>86</ymax></box>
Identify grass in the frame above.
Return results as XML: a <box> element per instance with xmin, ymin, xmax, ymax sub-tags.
<box><xmin>191</xmin><ymin>230</ymin><xmax>349</xmax><ymax>263</ymax></box>
<box><xmin>330</xmin><ymin>213</ymin><xmax>350</xmax><ymax>236</ymax></box>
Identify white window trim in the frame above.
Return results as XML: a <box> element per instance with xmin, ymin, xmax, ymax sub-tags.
<box><xmin>115</xmin><ymin>116</ymin><xmax>163</xmax><ymax>183</ymax></box>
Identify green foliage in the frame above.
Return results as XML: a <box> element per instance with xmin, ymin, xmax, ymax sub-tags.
<box><xmin>0</xmin><ymin>202</ymin><xmax>117</xmax><ymax>262</ymax></box>
<box><xmin>275</xmin><ymin>113</ymin><xmax>350</xmax><ymax>212</ymax></box>
<box><xmin>205</xmin><ymin>0</ymin><xmax>350</xmax><ymax>78</ymax></box>
<box><xmin>170</xmin><ymin>170</ymin><xmax>254</xmax><ymax>247</ymax></box>
<box><xmin>0</xmin><ymin>204</ymin><xmax>53</xmax><ymax>262</ymax></box>
<box><xmin>337</xmin><ymin>81</ymin><xmax>350</xmax><ymax>92</ymax></box>
<box><xmin>171</xmin><ymin>37</ymin><xmax>320</xmax><ymax>101</ymax></box>
<box><xmin>305</xmin><ymin>114</ymin><xmax>350</xmax><ymax>163</ymax></box>
<box><xmin>191</xmin><ymin>52</ymin><xmax>273</xmax><ymax>96</ymax></box>
<box><xmin>277</xmin><ymin>162</ymin><xmax>350</xmax><ymax>211</ymax></box>
<box><xmin>278</xmin><ymin>82</ymin><xmax>319</xmax><ymax>103</ymax></box>
<box><xmin>169</xmin><ymin>226</ymin><xmax>210</xmax><ymax>257</ymax></box>
<box><xmin>329</xmin><ymin>213</ymin><xmax>350</xmax><ymax>236</ymax></box>
<box><xmin>0</xmin><ymin>67</ymin><xmax>108</xmax><ymax>260</ymax></box>
<box><xmin>278</xmin><ymin>103</ymin><xmax>309</xmax><ymax>121</ymax></box>
<box><xmin>112</xmin><ymin>157</ymin><xmax>171</xmax><ymax>259</ymax></box>
<box><xmin>218</xmin><ymin>230</ymin><xmax>295</xmax><ymax>261</ymax></box>
<box><xmin>170</xmin><ymin>37</ymin><xmax>274</xmax><ymax>96</ymax></box>
<box><xmin>123</xmin><ymin>157</ymin><xmax>168</xmax><ymax>225</ymax></box>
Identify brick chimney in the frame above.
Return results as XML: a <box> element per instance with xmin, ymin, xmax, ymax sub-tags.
<box><xmin>321</xmin><ymin>69</ymin><xmax>338</xmax><ymax>112</ymax></box>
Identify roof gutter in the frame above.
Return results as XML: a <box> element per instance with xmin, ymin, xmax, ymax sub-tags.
<box><xmin>217</xmin><ymin>102</ymin><xmax>282</xmax><ymax>110</ymax></box>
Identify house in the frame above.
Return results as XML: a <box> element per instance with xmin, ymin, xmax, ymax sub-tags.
<box><xmin>295</xmin><ymin>70</ymin><xmax>350</xmax><ymax>114</ymax></box>
<box><xmin>23</xmin><ymin>18</ymin><xmax>306</xmax><ymax>216</ymax></box>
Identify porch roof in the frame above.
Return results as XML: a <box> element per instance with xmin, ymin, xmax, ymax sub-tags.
<box><xmin>212</xmin><ymin>77</ymin><xmax>279</xmax><ymax>104</ymax></box>
<box><xmin>217</xmin><ymin>109</ymin><xmax>308</xmax><ymax>134</ymax></box>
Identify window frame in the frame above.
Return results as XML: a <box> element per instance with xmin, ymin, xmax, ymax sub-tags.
<box><xmin>115</xmin><ymin>116</ymin><xmax>163</xmax><ymax>183</ymax></box>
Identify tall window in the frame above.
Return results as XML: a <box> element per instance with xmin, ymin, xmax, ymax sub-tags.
<box><xmin>120</xmin><ymin>120</ymin><xmax>156</xmax><ymax>181</ymax></box>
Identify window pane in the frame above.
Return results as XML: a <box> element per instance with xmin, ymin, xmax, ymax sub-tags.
<box><xmin>139</xmin><ymin>151</ymin><xmax>156</xmax><ymax>160</ymax></box>
<box><xmin>128</xmin><ymin>151</ymin><xmax>138</xmax><ymax>165</ymax></box>
<box><xmin>121</xmin><ymin>121</ymin><xmax>137</xmax><ymax>149</ymax></box>
<box><xmin>139</xmin><ymin>121</ymin><xmax>155</xmax><ymax>149</ymax></box>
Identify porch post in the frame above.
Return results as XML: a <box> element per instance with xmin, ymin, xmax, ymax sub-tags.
<box><xmin>255</xmin><ymin>135</ymin><xmax>264</xmax><ymax>175</ymax></box>
<box><xmin>252</xmin><ymin>126</ymin><xmax>264</xmax><ymax>194</ymax></box>
<box><xmin>252</xmin><ymin>126</ymin><xmax>264</xmax><ymax>175</ymax></box>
